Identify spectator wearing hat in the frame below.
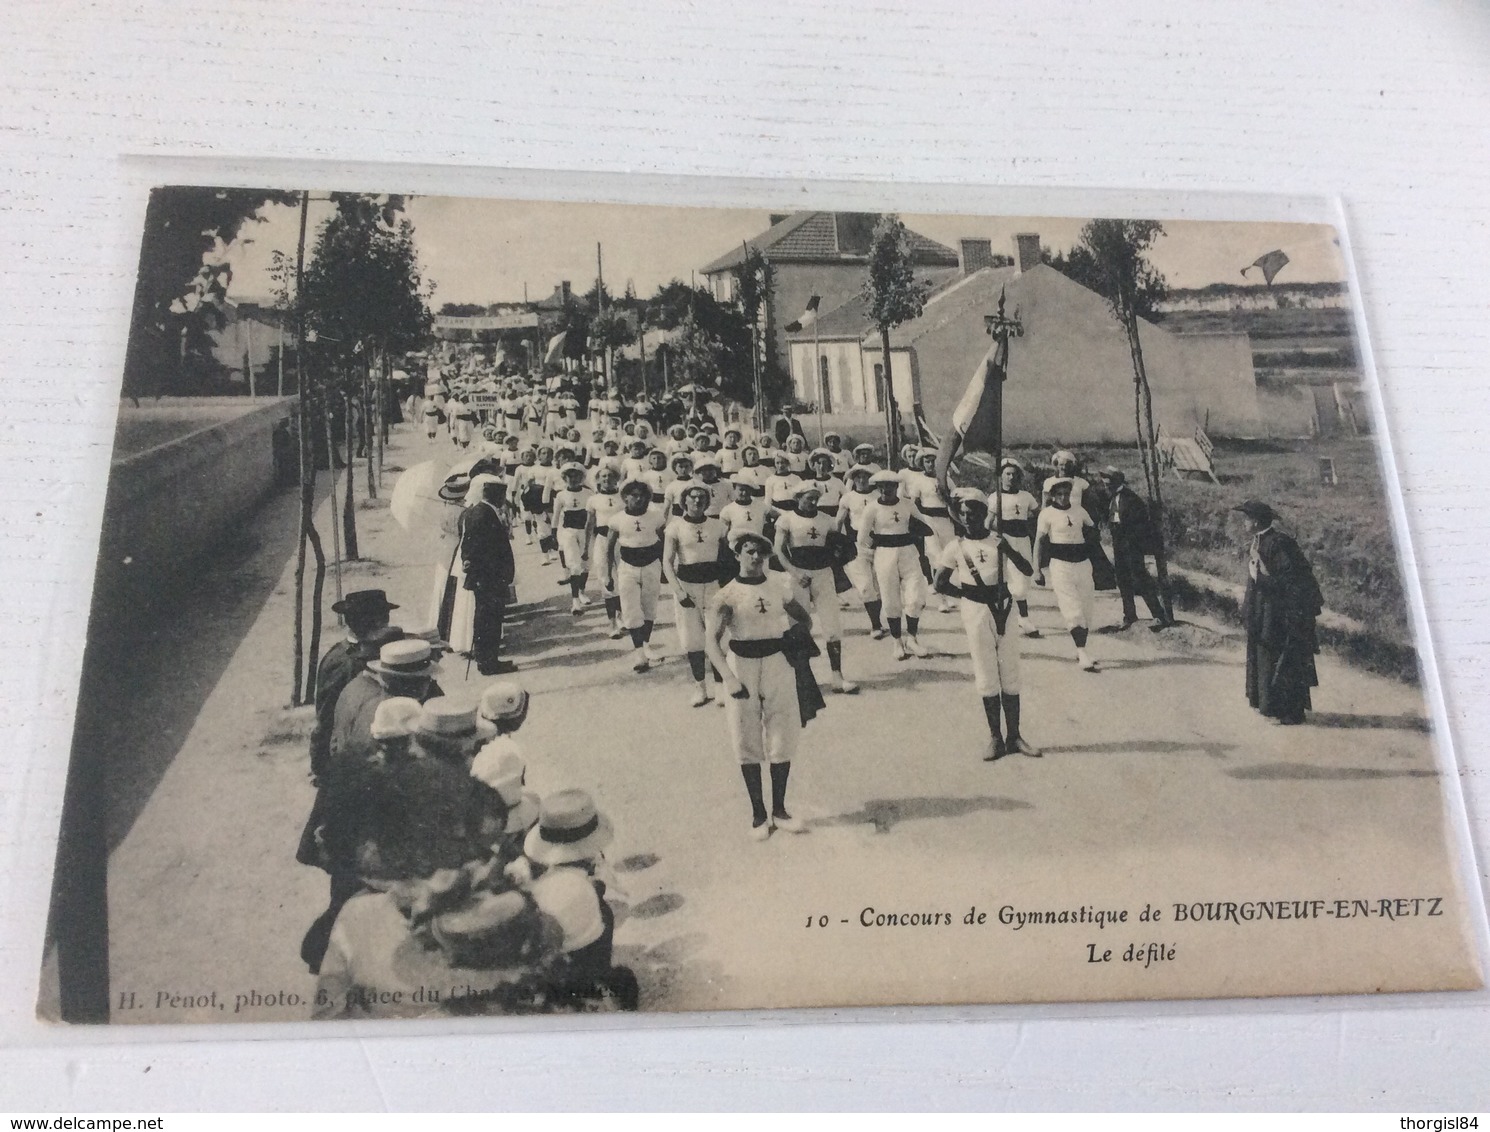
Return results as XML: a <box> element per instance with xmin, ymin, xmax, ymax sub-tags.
<box><xmin>460</xmin><ymin>475</ymin><xmax>518</xmax><ymax>677</ymax></box>
<box><xmin>585</xmin><ymin>464</ymin><xmax>626</xmax><ymax>639</ymax></box>
<box><xmin>470</xmin><ymin>684</ymin><xmax>539</xmax><ymax>861</ymax></box>
<box><xmin>1235</xmin><ymin>500</ymin><xmax>1323</xmax><ymax>725</ymax></box>
<box><xmin>775</xmin><ymin>481</ymin><xmax>858</xmax><ymax>695</ymax></box>
<box><xmin>934</xmin><ymin>490</ymin><xmax>1040</xmax><ymax>762</ymax></box>
<box><xmin>1033</xmin><ymin>478</ymin><xmax>1101</xmax><ymax>672</ymax></box>
<box><xmin>857</xmin><ymin>470</ymin><xmax>930</xmax><ymax>660</ymax></box>
<box><xmin>705</xmin><ymin>530</ymin><xmax>815</xmax><ymax>840</ymax></box>
<box><xmin>664</xmin><ymin>484</ymin><xmax>730</xmax><ymax>707</ymax></box>
<box><xmin>308</xmin><ymin>589</ymin><xmax>403</xmax><ymax>783</ymax></box>
<box><xmin>1099</xmin><ymin>467</ymin><xmax>1174</xmax><ymax>632</ymax></box>
<box><xmin>989</xmin><ymin>460</ymin><xmax>1042</xmax><ymax>638</ymax></box>
<box><xmin>773</xmin><ymin>404</ymin><xmax>806</xmax><ymax>447</ymax></box>
<box><xmin>551</xmin><ymin>463</ymin><xmax>594</xmax><ymax>616</ymax></box>
<box><xmin>840</xmin><ymin>464</ymin><xmax>886</xmax><ymax>639</ymax></box>
<box><xmin>604</xmin><ymin>479</ymin><xmax>670</xmax><ymax>672</ymax></box>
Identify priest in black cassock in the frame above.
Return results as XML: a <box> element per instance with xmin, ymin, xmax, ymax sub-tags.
<box><xmin>1236</xmin><ymin>500</ymin><xmax>1324</xmax><ymax>726</ymax></box>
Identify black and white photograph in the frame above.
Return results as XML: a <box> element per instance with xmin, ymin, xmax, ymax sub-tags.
<box><xmin>39</xmin><ymin>188</ymin><xmax>1483</xmax><ymax>1025</ymax></box>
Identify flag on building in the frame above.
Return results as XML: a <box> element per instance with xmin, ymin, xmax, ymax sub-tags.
<box><xmin>783</xmin><ymin>294</ymin><xmax>821</xmax><ymax>334</ymax></box>
<box><xmin>1242</xmin><ymin>249</ymin><xmax>1290</xmax><ymax>286</ymax></box>
<box><xmin>948</xmin><ymin>337</ymin><xmax>1008</xmax><ymax>454</ymax></box>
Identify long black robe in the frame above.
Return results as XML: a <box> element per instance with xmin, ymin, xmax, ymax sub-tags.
<box><xmin>1241</xmin><ymin>526</ymin><xmax>1324</xmax><ymax>724</ymax></box>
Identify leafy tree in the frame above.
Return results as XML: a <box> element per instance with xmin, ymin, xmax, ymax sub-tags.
<box><xmin>862</xmin><ymin>214</ymin><xmax>930</xmax><ymax>465</ymax></box>
<box><xmin>732</xmin><ymin>247</ymin><xmax>777</xmax><ymax>427</ymax></box>
<box><xmin>1073</xmin><ymin>218</ymin><xmax>1174</xmax><ymax>616</ymax></box>
<box><xmin>1046</xmin><ymin>234</ymin><xmax>1167</xmax><ymax>320</ymax></box>
<box><xmin>123</xmin><ymin>186</ymin><xmax>296</xmax><ymax>399</ymax></box>
<box><xmin>438</xmin><ymin>302</ymin><xmax>487</xmax><ymax>316</ymax></box>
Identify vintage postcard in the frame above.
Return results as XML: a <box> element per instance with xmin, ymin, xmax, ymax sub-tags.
<box><xmin>38</xmin><ymin>184</ymin><xmax>1484</xmax><ymax>1024</ymax></box>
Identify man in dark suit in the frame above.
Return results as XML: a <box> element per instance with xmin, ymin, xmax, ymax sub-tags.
<box><xmin>307</xmin><ymin>589</ymin><xmax>401</xmax><ymax>783</ymax></box>
<box><xmin>461</xmin><ymin>474</ymin><xmax>518</xmax><ymax>675</ymax></box>
<box><xmin>1099</xmin><ymin>467</ymin><xmax>1174</xmax><ymax>631</ymax></box>
<box><xmin>774</xmin><ymin>404</ymin><xmax>806</xmax><ymax>446</ymax></box>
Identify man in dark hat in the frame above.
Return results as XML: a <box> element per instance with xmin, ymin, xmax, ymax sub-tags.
<box><xmin>1236</xmin><ymin>500</ymin><xmax>1324</xmax><ymax>725</ymax></box>
<box><xmin>308</xmin><ymin>589</ymin><xmax>402</xmax><ymax>782</ymax></box>
<box><xmin>1099</xmin><ymin>467</ymin><xmax>1175</xmax><ymax>632</ymax></box>
<box><xmin>773</xmin><ymin>404</ymin><xmax>806</xmax><ymax>447</ymax></box>
<box><xmin>461</xmin><ymin>475</ymin><xmax>518</xmax><ymax>676</ymax></box>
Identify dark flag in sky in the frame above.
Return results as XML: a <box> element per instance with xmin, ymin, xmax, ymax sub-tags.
<box><xmin>949</xmin><ymin>337</ymin><xmax>1007</xmax><ymax>454</ymax></box>
<box><xmin>1243</xmin><ymin>249</ymin><xmax>1290</xmax><ymax>286</ymax></box>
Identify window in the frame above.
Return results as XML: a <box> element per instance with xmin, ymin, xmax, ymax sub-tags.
<box><xmin>872</xmin><ymin>363</ymin><xmax>885</xmax><ymax>413</ymax></box>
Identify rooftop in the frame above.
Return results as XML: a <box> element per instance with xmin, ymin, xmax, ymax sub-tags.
<box><xmin>700</xmin><ymin>212</ymin><xmax>960</xmax><ymax>275</ymax></box>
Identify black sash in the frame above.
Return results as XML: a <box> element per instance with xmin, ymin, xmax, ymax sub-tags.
<box><xmin>1047</xmin><ymin>542</ymin><xmax>1090</xmax><ymax>563</ymax></box>
<box><xmin>561</xmin><ymin>510</ymin><xmax>588</xmax><ymax>530</ymax></box>
<box><xmin>730</xmin><ymin>637</ymin><xmax>784</xmax><ymax>658</ymax></box>
<box><xmin>786</xmin><ymin>545</ymin><xmax>833</xmax><ymax>571</ymax></box>
<box><xmin>871</xmin><ymin>532</ymin><xmax>915</xmax><ymax>548</ymax></box>
<box><xmin>618</xmin><ymin>543</ymin><xmax>662</xmax><ymax>567</ymax></box>
<box><xmin>1001</xmin><ymin>517</ymin><xmax>1033</xmax><ymax>539</ymax></box>
<box><xmin>675</xmin><ymin>560</ymin><xmax>724</xmax><ymax>585</ymax></box>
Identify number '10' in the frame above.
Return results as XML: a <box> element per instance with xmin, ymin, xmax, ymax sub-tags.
<box><xmin>805</xmin><ymin>915</ymin><xmax>829</xmax><ymax>928</ymax></box>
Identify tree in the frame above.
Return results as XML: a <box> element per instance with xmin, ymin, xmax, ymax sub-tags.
<box><xmin>645</xmin><ymin>280</ymin><xmax>760</xmax><ymax>404</ymax></box>
<box><xmin>123</xmin><ymin>186</ymin><xmax>297</xmax><ymax>399</ymax></box>
<box><xmin>1073</xmin><ymin>218</ymin><xmax>1174</xmax><ymax>618</ymax></box>
<box><xmin>733</xmin><ymin>246</ymin><xmax>774</xmax><ymax>430</ymax></box>
<box><xmin>862</xmin><ymin>215</ymin><xmax>930</xmax><ymax>466</ymax></box>
<box><xmin>300</xmin><ymin>193</ymin><xmax>433</xmax><ymax>559</ymax></box>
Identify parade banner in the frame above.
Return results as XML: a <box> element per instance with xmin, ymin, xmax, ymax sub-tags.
<box><xmin>36</xmin><ymin>178</ymin><xmax>1486</xmax><ymax>1029</ymax></box>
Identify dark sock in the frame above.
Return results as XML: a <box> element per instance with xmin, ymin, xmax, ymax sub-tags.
<box><xmin>865</xmin><ymin>600</ymin><xmax>883</xmax><ymax>631</ymax></box>
<box><xmin>1016</xmin><ymin>600</ymin><xmax>1029</xmax><ymax>618</ymax></box>
<box><xmin>1072</xmin><ymin>627</ymin><xmax>1088</xmax><ymax>649</ymax></box>
<box><xmin>769</xmin><ymin>760</ymin><xmax>791</xmax><ymax>816</ymax></box>
<box><xmin>710</xmin><ymin>663</ymin><xmax>724</xmax><ymax>682</ymax></box>
<box><xmin>887</xmin><ymin>617</ymin><xmax>902</xmax><ymax>639</ymax></box>
<box><xmin>578</xmin><ymin>571</ymin><xmax>589</xmax><ymax>592</ymax></box>
<box><xmin>629</xmin><ymin>628</ymin><xmax>646</xmax><ymax>650</ymax></box>
<box><xmin>605</xmin><ymin>597</ymin><xmax>620</xmax><ymax>619</ymax></box>
<box><xmin>906</xmin><ymin>616</ymin><xmax>919</xmax><ymax>637</ymax></box>
<box><xmin>570</xmin><ymin>578</ymin><xmax>582</xmax><ymax>598</ymax></box>
<box><xmin>1001</xmin><ymin>693</ymin><xmax>1021</xmax><ymax>743</ymax></box>
<box><xmin>687</xmin><ymin>650</ymin><xmax>706</xmax><ymax>682</ymax></box>
<box><xmin>640</xmin><ymin>621</ymin><xmax>654</xmax><ymax>645</ymax></box>
<box><xmin>741</xmin><ymin>764</ymin><xmax>768</xmax><ymax>825</ymax></box>
<box><xmin>826</xmin><ymin>640</ymin><xmax>843</xmax><ymax>673</ymax></box>
<box><xmin>981</xmin><ymin>695</ymin><xmax>1004</xmax><ymax>742</ymax></box>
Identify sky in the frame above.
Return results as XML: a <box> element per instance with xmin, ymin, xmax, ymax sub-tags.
<box><xmin>220</xmin><ymin>195</ymin><xmax>1347</xmax><ymax>308</ymax></box>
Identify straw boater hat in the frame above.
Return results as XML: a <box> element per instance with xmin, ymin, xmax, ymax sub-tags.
<box><xmin>464</xmin><ymin>472</ymin><xmax>505</xmax><ymax>505</ymax></box>
<box><xmin>693</xmin><ymin>454</ymin><xmax>720</xmax><ymax>473</ymax></box>
<box><xmin>417</xmin><ymin>698</ymin><xmax>496</xmax><ymax>740</ymax></box>
<box><xmin>792</xmin><ymin>480</ymin><xmax>824</xmax><ymax>500</ymax></box>
<box><xmin>559</xmin><ymin>462</ymin><xmax>587</xmax><ymax>478</ymax></box>
<box><xmin>332</xmin><ymin>588</ymin><xmax>398</xmax><ymax>618</ymax></box>
<box><xmin>438</xmin><ymin>473</ymin><xmax>472</xmax><ymax>503</ymax></box>
<box><xmin>681</xmin><ymin>482</ymin><xmax>712</xmax><ymax>503</ymax></box>
<box><xmin>523</xmin><ymin>789</ymin><xmax>615</xmax><ymax>867</ymax></box>
<box><xmin>950</xmin><ymin>486</ymin><xmax>988</xmax><ymax>509</ymax></box>
<box><xmin>367</xmin><ymin>638</ymin><xmax>440</xmax><ymax>678</ymax></box>
<box><xmin>468</xmin><ymin>746</ymin><xmax>541</xmax><ymax>834</ymax></box>
<box><xmin>823</xmin><ymin>432</ymin><xmax>843</xmax><ymax>444</ymax></box>
<box><xmin>848</xmin><ymin>463</ymin><xmax>880</xmax><ymax>479</ymax></box>
<box><xmin>852</xmin><ymin>442</ymin><xmax>875</xmax><ymax>455</ymax></box>
<box><xmin>477</xmin><ymin>681</ymin><xmax>529</xmax><ymax>724</ymax></box>
<box><xmin>869</xmin><ymin>469</ymin><xmax>901</xmax><ymax>490</ymax></box>
<box><xmin>808</xmin><ymin>447</ymin><xmax>835</xmax><ymax>464</ymax></box>
<box><xmin>670</xmin><ymin>451</ymin><xmax>694</xmax><ymax>467</ymax></box>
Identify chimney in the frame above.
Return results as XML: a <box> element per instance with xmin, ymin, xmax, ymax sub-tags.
<box><xmin>958</xmin><ymin>237</ymin><xmax>994</xmax><ymax>276</ymax></box>
<box><xmin>560</xmin><ymin>280</ymin><xmax>572</xmax><ymax>304</ymax></box>
<box><xmin>1013</xmin><ymin>232</ymin><xmax>1042</xmax><ymax>274</ymax></box>
<box><xmin>769</xmin><ymin>213</ymin><xmax>790</xmax><ymax>227</ymax></box>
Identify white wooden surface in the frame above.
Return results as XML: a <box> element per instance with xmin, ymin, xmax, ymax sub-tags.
<box><xmin>3</xmin><ymin>0</ymin><xmax>1490</xmax><ymax>1110</ymax></box>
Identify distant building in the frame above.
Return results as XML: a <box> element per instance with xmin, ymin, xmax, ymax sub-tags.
<box><xmin>698</xmin><ymin>212</ymin><xmax>960</xmax><ymax>382</ymax></box>
<box><xmin>786</xmin><ymin>233</ymin><xmax>1263</xmax><ymax>443</ymax></box>
<box><xmin>209</xmin><ymin>299</ymin><xmax>288</xmax><ymax>392</ymax></box>
<box><xmin>1156</xmin><ymin>281</ymin><xmax>1349</xmax><ymax>313</ymax></box>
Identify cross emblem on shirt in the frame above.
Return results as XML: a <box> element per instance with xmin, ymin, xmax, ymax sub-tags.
<box><xmin>695</xmin><ymin>529</ymin><xmax>705</xmax><ymax>543</ymax></box>
<box><xmin>976</xmin><ymin>549</ymin><xmax>988</xmax><ymax>564</ymax></box>
<box><xmin>755</xmin><ymin>597</ymin><xmax>769</xmax><ymax>614</ymax></box>
<box><xmin>808</xmin><ymin>526</ymin><xmax>819</xmax><ymax>540</ymax></box>
<box><xmin>890</xmin><ymin>510</ymin><xmax>900</xmax><ymax>523</ymax></box>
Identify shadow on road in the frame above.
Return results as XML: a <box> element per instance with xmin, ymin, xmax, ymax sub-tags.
<box><xmin>816</xmin><ymin>795</ymin><xmax>1034</xmax><ymax>834</ymax></box>
<box><xmin>1306</xmin><ymin>711</ymin><xmax>1431</xmax><ymax>733</ymax></box>
<box><xmin>1096</xmin><ymin>654</ymin><xmax>1238</xmax><ymax>671</ymax></box>
<box><xmin>1226</xmin><ymin>763</ymin><xmax>1437</xmax><ymax>781</ymax></box>
<box><xmin>851</xmin><ymin>667</ymin><xmax>973</xmax><ymax>692</ymax></box>
<box><xmin>1041</xmin><ymin>739</ymin><xmax>1235</xmax><ymax>759</ymax></box>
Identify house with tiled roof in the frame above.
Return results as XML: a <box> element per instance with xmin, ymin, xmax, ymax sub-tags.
<box><xmin>784</xmin><ymin>233</ymin><xmax>1262</xmax><ymax>444</ymax></box>
<box><xmin>699</xmin><ymin>212</ymin><xmax>960</xmax><ymax>386</ymax></box>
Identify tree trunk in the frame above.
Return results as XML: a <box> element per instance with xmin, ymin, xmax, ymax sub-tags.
<box><xmin>363</xmin><ymin>356</ymin><xmax>377</xmax><ymax>499</ymax></box>
<box><xmin>880</xmin><ymin>326</ymin><xmax>899</xmax><ymax>467</ymax></box>
<box><xmin>1124</xmin><ymin>307</ymin><xmax>1173</xmax><ymax>620</ymax></box>
<box><xmin>290</xmin><ymin>192</ymin><xmax>311</xmax><ymax>707</ymax></box>
<box><xmin>303</xmin><ymin>518</ymin><xmax>327</xmax><ymax>706</ymax></box>
<box><xmin>343</xmin><ymin>392</ymin><xmax>360</xmax><ymax>560</ymax></box>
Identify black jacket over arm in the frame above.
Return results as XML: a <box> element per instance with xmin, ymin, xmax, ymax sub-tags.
<box><xmin>460</xmin><ymin>504</ymin><xmax>516</xmax><ymax>592</ymax></box>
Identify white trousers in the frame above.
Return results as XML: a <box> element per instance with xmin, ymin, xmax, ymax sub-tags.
<box><xmin>617</xmin><ymin>559</ymin><xmax>661</xmax><ymax>629</ymax></box>
<box><xmin>1004</xmin><ymin>537</ymin><xmax>1033</xmax><ymax>601</ymax></box>
<box><xmin>959</xmin><ymin>598</ymin><xmax>1021</xmax><ymax>697</ymax></box>
<box><xmin>873</xmin><ymin>544</ymin><xmax>927</xmax><ymax>620</ymax></box>
<box><xmin>725</xmin><ymin>651</ymin><xmax>800</xmax><ymax>764</ymax></box>
<box><xmin>557</xmin><ymin>529</ymin><xmax>588</xmax><ymax>578</ymax></box>
<box><xmin>845</xmin><ymin>547</ymin><xmax>880</xmax><ymax>602</ymax></box>
<box><xmin>1048</xmin><ymin>557</ymin><xmax>1095</xmax><ymax>630</ymax></box>
<box><xmin>673</xmin><ymin>578</ymin><xmax>719</xmax><ymax>653</ymax></box>
<box><xmin>791</xmin><ymin>567</ymin><xmax>841</xmax><ymax>641</ymax></box>
<box><xmin>921</xmin><ymin>513</ymin><xmax>956</xmax><ymax>565</ymax></box>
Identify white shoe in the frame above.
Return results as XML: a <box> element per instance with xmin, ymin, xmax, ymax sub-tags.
<box><xmin>870</xmin><ymin>627</ymin><xmax>888</xmax><ymax>641</ymax></box>
<box><xmin>645</xmin><ymin>642</ymin><xmax>666</xmax><ymax>661</ymax></box>
<box><xmin>690</xmin><ymin>686</ymin><xmax>711</xmax><ymax>708</ymax></box>
<box><xmin>1079</xmin><ymin>652</ymin><xmax>1100</xmax><ymax>672</ymax></box>
<box><xmin>608</xmin><ymin>620</ymin><xmax>625</xmax><ymax>640</ymax></box>
<box><xmin>749</xmin><ymin>819</ymin><xmax>773</xmax><ymax>842</ymax></box>
<box><xmin>938</xmin><ymin>599</ymin><xmax>956</xmax><ymax>614</ymax></box>
<box><xmin>833</xmin><ymin>677</ymin><xmax>860</xmax><ymax>695</ymax></box>
<box><xmin>632</xmin><ymin>654</ymin><xmax>651</xmax><ymax>673</ymax></box>
<box><xmin>905</xmin><ymin>635</ymin><xmax>930</xmax><ymax>658</ymax></box>
<box><xmin>1022</xmin><ymin>626</ymin><xmax>1042</xmax><ymax>639</ymax></box>
<box><xmin>892</xmin><ymin>637</ymin><xmax>910</xmax><ymax>661</ymax></box>
<box><xmin>577</xmin><ymin>594</ymin><xmax>593</xmax><ymax>608</ymax></box>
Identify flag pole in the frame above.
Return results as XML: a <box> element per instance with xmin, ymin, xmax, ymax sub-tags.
<box><xmin>814</xmin><ymin>315</ymin><xmax>823</xmax><ymax>446</ymax></box>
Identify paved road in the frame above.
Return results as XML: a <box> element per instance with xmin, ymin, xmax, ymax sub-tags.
<box><xmin>102</xmin><ymin>424</ymin><xmax>1478</xmax><ymax>1024</ymax></box>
